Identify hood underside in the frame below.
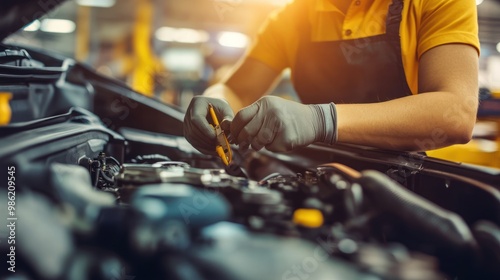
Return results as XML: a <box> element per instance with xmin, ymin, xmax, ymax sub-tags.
<box><xmin>0</xmin><ymin>0</ymin><xmax>67</xmax><ymax>40</ymax></box>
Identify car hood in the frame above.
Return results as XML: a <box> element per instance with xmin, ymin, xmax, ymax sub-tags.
<box><xmin>0</xmin><ymin>0</ymin><xmax>68</xmax><ymax>40</ymax></box>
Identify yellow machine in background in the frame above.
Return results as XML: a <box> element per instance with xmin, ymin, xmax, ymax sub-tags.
<box><xmin>427</xmin><ymin>138</ymin><xmax>500</xmax><ymax>168</ymax></box>
<box><xmin>76</xmin><ymin>0</ymin><xmax>168</xmax><ymax>99</ymax></box>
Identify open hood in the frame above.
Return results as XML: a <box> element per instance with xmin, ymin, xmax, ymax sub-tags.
<box><xmin>0</xmin><ymin>0</ymin><xmax>67</xmax><ymax>40</ymax></box>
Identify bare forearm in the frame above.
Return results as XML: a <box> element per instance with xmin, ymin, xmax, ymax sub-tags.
<box><xmin>203</xmin><ymin>57</ymin><xmax>282</xmax><ymax>112</ymax></box>
<box><xmin>336</xmin><ymin>91</ymin><xmax>478</xmax><ymax>151</ymax></box>
<box><xmin>203</xmin><ymin>83</ymin><xmax>246</xmax><ymax>113</ymax></box>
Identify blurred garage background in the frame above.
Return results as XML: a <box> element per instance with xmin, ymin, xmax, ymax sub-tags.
<box><xmin>4</xmin><ymin>0</ymin><xmax>297</xmax><ymax>108</ymax></box>
<box><xmin>4</xmin><ymin>0</ymin><xmax>500</xmax><ymax>167</ymax></box>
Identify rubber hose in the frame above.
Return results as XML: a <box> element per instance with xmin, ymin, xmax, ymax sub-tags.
<box><xmin>473</xmin><ymin>221</ymin><xmax>500</xmax><ymax>278</ymax></box>
<box><xmin>356</xmin><ymin>170</ymin><xmax>477</xmax><ymax>257</ymax></box>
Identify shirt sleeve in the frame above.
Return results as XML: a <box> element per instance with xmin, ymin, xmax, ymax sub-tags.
<box><xmin>246</xmin><ymin>2</ymin><xmax>297</xmax><ymax>72</ymax></box>
<box><xmin>418</xmin><ymin>0</ymin><xmax>480</xmax><ymax>59</ymax></box>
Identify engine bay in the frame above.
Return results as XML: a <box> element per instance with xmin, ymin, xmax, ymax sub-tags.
<box><xmin>1</xmin><ymin>106</ymin><xmax>500</xmax><ymax>280</ymax></box>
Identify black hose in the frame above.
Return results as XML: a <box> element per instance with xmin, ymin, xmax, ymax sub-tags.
<box><xmin>356</xmin><ymin>170</ymin><xmax>477</xmax><ymax>258</ymax></box>
<box><xmin>474</xmin><ymin>221</ymin><xmax>500</xmax><ymax>278</ymax></box>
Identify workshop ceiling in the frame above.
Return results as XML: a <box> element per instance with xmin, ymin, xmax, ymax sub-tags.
<box><xmin>92</xmin><ymin>0</ymin><xmax>282</xmax><ymax>42</ymax></box>
<box><xmin>91</xmin><ymin>0</ymin><xmax>500</xmax><ymax>47</ymax></box>
<box><xmin>5</xmin><ymin>0</ymin><xmax>500</xmax><ymax>58</ymax></box>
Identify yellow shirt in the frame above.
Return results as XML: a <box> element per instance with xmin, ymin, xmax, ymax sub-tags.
<box><xmin>247</xmin><ymin>0</ymin><xmax>480</xmax><ymax>95</ymax></box>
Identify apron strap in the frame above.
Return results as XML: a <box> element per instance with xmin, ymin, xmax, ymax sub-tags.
<box><xmin>386</xmin><ymin>0</ymin><xmax>404</xmax><ymax>39</ymax></box>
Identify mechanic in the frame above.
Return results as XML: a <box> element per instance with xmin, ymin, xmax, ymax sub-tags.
<box><xmin>184</xmin><ymin>0</ymin><xmax>480</xmax><ymax>154</ymax></box>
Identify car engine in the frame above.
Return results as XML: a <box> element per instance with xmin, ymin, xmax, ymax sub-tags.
<box><xmin>0</xmin><ymin>45</ymin><xmax>499</xmax><ymax>280</ymax></box>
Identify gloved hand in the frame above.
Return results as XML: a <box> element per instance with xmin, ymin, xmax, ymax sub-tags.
<box><xmin>184</xmin><ymin>96</ymin><xmax>234</xmax><ymax>154</ymax></box>
<box><xmin>229</xmin><ymin>96</ymin><xmax>337</xmax><ymax>153</ymax></box>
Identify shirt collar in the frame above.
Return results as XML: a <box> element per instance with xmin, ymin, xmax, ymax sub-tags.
<box><xmin>315</xmin><ymin>0</ymin><xmax>340</xmax><ymax>12</ymax></box>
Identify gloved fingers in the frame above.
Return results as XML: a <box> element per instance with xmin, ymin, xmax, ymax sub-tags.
<box><xmin>186</xmin><ymin>123</ymin><xmax>219</xmax><ymax>155</ymax></box>
<box><xmin>265</xmin><ymin>128</ymin><xmax>297</xmax><ymax>153</ymax></box>
<box><xmin>239</xmin><ymin>140</ymin><xmax>251</xmax><ymax>154</ymax></box>
<box><xmin>250</xmin><ymin>127</ymin><xmax>269</xmax><ymax>151</ymax></box>
<box><xmin>184</xmin><ymin>96</ymin><xmax>235</xmax><ymax>155</ymax></box>
<box><xmin>184</xmin><ymin>111</ymin><xmax>216</xmax><ymax>140</ymax></box>
<box><xmin>191</xmin><ymin>115</ymin><xmax>217</xmax><ymax>141</ymax></box>
<box><xmin>221</xmin><ymin>118</ymin><xmax>238</xmax><ymax>144</ymax></box>
<box><xmin>250</xmin><ymin>116</ymin><xmax>278</xmax><ymax>151</ymax></box>
<box><xmin>220</xmin><ymin>119</ymin><xmax>232</xmax><ymax>135</ymax></box>
<box><xmin>265</xmin><ymin>138</ymin><xmax>289</xmax><ymax>153</ymax></box>
<box><xmin>185</xmin><ymin>97</ymin><xmax>213</xmax><ymax>133</ymax></box>
<box><xmin>204</xmin><ymin>97</ymin><xmax>234</xmax><ymax>128</ymax></box>
<box><xmin>190</xmin><ymin>96</ymin><xmax>232</xmax><ymax>131</ymax></box>
<box><xmin>184</xmin><ymin>113</ymin><xmax>217</xmax><ymax>152</ymax></box>
<box><xmin>213</xmin><ymin>103</ymin><xmax>234</xmax><ymax>122</ymax></box>
<box><xmin>236</xmin><ymin>109</ymin><xmax>274</xmax><ymax>146</ymax></box>
<box><xmin>230</xmin><ymin>102</ymin><xmax>260</xmax><ymax>143</ymax></box>
<box><xmin>250</xmin><ymin>139</ymin><xmax>265</xmax><ymax>151</ymax></box>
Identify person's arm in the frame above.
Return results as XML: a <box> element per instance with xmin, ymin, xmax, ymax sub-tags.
<box><xmin>184</xmin><ymin>0</ymin><xmax>292</xmax><ymax>154</ymax></box>
<box><xmin>204</xmin><ymin>57</ymin><xmax>282</xmax><ymax>112</ymax></box>
<box><xmin>336</xmin><ymin>43</ymin><xmax>479</xmax><ymax>151</ymax></box>
<box><xmin>203</xmin><ymin>0</ymin><xmax>296</xmax><ymax>112</ymax></box>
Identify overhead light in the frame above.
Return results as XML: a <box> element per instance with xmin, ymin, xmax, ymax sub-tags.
<box><xmin>476</xmin><ymin>0</ymin><xmax>484</xmax><ymax>5</ymax></box>
<box><xmin>496</xmin><ymin>42</ymin><xmax>500</xmax><ymax>53</ymax></box>
<box><xmin>175</xmin><ymin>28</ymin><xmax>209</xmax><ymax>44</ymax></box>
<box><xmin>76</xmin><ymin>0</ymin><xmax>116</xmax><ymax>8</ymax></box>
<box><xmin>155</xmin><ymin>27</ymin><xmax>176</xmax><ymax>42</ymax></box>
<box><xmin>162</xmin><ymin>48</ymin><xmax>204</xmax><ymax>72</ymax></box>
<box><xmin>24</xmin><ymin>20</ymin><xmax>41</xmax><ymax>32</ymax></box>
<box><xmin>217</xmin><ymin>32</ymin><xmax>249</xmax><ymax>48</ymax></box>
<box><xmin>155</xmin><ymin>27</ymin><xmax>209</xmax><ymax>44</ymax></box>
<box><xmin>40</xmin><ymin>19</ymin><xmax>76</xmax><ymax>34</ymax></box>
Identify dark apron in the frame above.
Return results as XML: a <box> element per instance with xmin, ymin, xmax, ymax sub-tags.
<box><xmin>292</xmin><ymin>0</ymin><xmax>412</xmax><ymax>104</ymax></box>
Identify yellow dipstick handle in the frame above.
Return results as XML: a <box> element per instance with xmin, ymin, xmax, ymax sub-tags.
<box><xmin>209</xmin><ymin>104</ymin><xmax>220</xmax><ymax>126</ymax></box>
<box><xmin>216</xmin><ymin>146</ymin><xmax>229</xmax><ymax>166</ymax></box>
<box><xmin>0</xmin><ymin>92</ymin><xmax>12</xmax><ymax>126</ymax></box>
<box><xmin>208</xmin><ymin>103</ymin><xmax>232</xmax><ymax>166</ymax></box>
